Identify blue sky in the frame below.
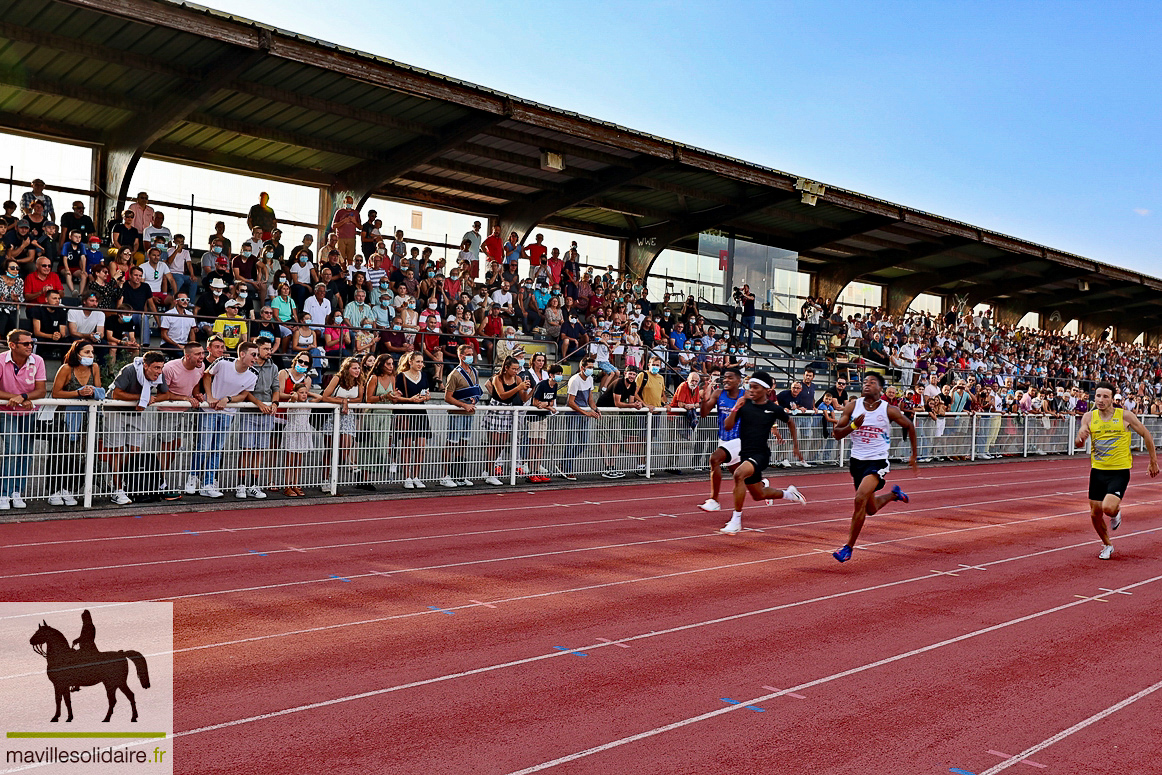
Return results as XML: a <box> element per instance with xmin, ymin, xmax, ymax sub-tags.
<box><xmin>202</xmin><ymin>0</ymin><xmax>1160</xmax><ymax>274</ymax></box>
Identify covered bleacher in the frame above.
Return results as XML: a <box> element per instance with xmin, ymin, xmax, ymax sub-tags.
<box><xmin>2</xmin><ymin>0</ymin><xmax>1162</xmax><ymax>349</ymax></box>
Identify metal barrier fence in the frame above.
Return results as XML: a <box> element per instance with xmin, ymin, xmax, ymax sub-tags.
<box><xmin>3</xmin><ymin>405</ymin><xmax>1150</xmax><ymax>508</ymax></box>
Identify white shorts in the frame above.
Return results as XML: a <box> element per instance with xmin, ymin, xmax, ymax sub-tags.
<box><xmin>716</xmin><ymin>437</ymin><xmax>742</xmax><ymax>467</ymax></box>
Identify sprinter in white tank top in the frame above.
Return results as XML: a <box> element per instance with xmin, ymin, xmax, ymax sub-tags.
<box><xmin>829</xmin><ymin>372</ymin><xmax>918</xmax><ymax>563</ymax></box>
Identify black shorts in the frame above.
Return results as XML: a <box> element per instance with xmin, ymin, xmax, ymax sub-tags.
<box><xmin>740</xmin><ymin>449</ymin><xmax>771</xmax><ymax>485</ymax></box>
<box><xmin>850</xmin><ymin>457</ymin><xmax>889</xmax><ymax>491</ymax></box>
<box><xmin>1089</xmin><ymin>468</ymin><xmax>1130</xmax><ymax>502</ymax></box>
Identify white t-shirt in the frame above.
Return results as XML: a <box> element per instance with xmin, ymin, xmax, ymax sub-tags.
<box><xmin>67</xmin><ymin>309</ymin><xmax>104</xmax><ymax>336</ymax></box>
<box><xmin>589</xmin><ymin>337</ymin><xmax>611</xmax><ymax>363</ymax></box>
<box><xmin>207</xmin><ymin>358</ymin><xmax>258</xmax><ymax>410</ymax></box>
<box><xmin>141</xmin><ymin>261</ymin><xmax>171</xmax><ymax>293</ymax></box>
<box><xmin>290</xmin><ymin>260</ymin><xmax>314</xmax><ymax>284</ymax></box>
<box><xmin>167</xmin><ymin>248</ymin><xmax>191</xmax><ymax>275</ymax></box>
<box><xmin>161</xmin><ymin>309</ymin><xmax>196</xmax><ymax>345</ymax></box>
<box><xmin>491</xmin><ymin>289</ymin><xmax>513</xmax><ymax>308</ymax></box>
<box><xmin>567</xmin><ymin>373</ymin><xmax>594</xmax><ymax>409</ymax></box>
<box><xmin>302</xmin><ymin>296</ymin><xmax>331</xmax><ymax>329</ymax></box>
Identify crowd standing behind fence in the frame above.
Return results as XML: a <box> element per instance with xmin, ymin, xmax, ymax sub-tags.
<box><xmin>4</xmin><ymin>182</ymin><xmax>1162</xmax><ymax>508</ymax></box>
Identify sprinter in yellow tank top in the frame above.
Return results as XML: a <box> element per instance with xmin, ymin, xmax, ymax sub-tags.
<box><xmin>1074</xmin><ymin>381</ymin><xmax>1158</xmax><ymax>560</ymax></box>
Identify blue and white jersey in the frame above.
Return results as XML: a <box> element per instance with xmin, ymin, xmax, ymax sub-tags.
<box><xmin>717</xmin><ymin>388</ymin><xmax>742</xmax><ymax>442</ymax></box>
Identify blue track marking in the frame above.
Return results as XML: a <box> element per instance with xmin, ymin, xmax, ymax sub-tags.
<box><xmin>329</xmin><ymin>574</ymin><xmax>352</xmax><ymax>582</ymax></box>
<box><xmin>950</xmin><ymin>768</ymin><xmax>977</xmax><ymax>774</ymax></box>
<box><xmin>721</xmin><ymin>698</ymin><xmax>764</xmax><ymax>712</ymax></box>
<box><xmin>553</xmin><ymin>646</ymin><xmax>587</xmax><ymax>656</ymax></box>
<box><xmin>247</xmin><ymin>549</ymin><xmax>267</xmax><ymax>557</ymax></box>
<box><xmin>427</xmin><ymin>606</ymin><xmax>455</xmax><ymax>615</ymax></box>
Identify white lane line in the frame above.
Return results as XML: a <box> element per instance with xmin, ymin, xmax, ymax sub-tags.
<box><xmin>0</xmin><ymin>459</ymin><xmax>1092</xmax><ymax>550</ymax></box>
<box><xmin>985</xmin><ymin>749</ymin><xmax>1047</xmax><ymax>769</ymax></box>
<box><xmin>167</xmin><ymin>570</ymin><xmax>1162</xmax><ymax>752</ymax></box>
<box><xmin>761</xmin><ymin>685</ymin><xmax>806</xmax><ymax>700</ymax></box>
<box><xmin>500</xmin><ymin>574</ymin><xmax>1162</xmax><ymax>774</ymax></box>
<box><xmin>0</xmin><ymin>485</ymin><xmax>1099</xmax><ymax>586</ymax></box>
<box><xmin>977</xmin><ymin>676</ymin><xmax>1162</xmax><ymax>774</ymax></box>
<box><xmin>3</xmin><ymin>521</ymin><xmax>1158</xmax><ymax>699</ymax></box>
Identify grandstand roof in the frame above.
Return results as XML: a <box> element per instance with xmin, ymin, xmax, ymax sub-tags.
<box><xmin>2</xmin><ymin>0</ymin><xmax>1159</xmax><ymax>329</ymax></box>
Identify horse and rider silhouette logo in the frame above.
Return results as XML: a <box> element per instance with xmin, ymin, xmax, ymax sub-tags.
<box><xmin>29</xmin><ymin>610</ymin><xmax>150</xmax><ymax>723</ymax></box>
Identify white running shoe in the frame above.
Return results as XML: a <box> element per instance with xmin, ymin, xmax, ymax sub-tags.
<box><xmin>516</xmin><ymin>465</ymin><xmax>528</xmax><ymax>476</ymax></box>
<box><xmin>184</xmin><ymin>475</ymin><xmax>199</xmax><ymax>495</ymax></box>
<box><xmin>485</xmin><ymin>475</ymin><xmax>503</xmax><ymax>486</ymax></box>
<box><xmin>718</xmin><ymin>517</ymin><xmax>742</xmax><ymax>535</ymax></box>
<box><xmin>403</xmin><ymin>478</ymin><xmax>415</xmax><ymax>489</ymax></box>
<box><xmin>1099</xmin><ymin>544</ymin><xmax>1114</xmax><ymax>560</ymax></box>
<box><xmin>235</xmin><ymin>485</ymin><xmax>247</xmax><ymax>499</ymax></box>
<box><xmin>699</xmin><ymin>498</ymin><xmax>721</xmax><ymax>512</ymax></box>
<box><xmin>61</xmin><ymin>490</ymin><xmax>78</xmax><ymax>506</ymax></box>
<box><xmin>439</xmin><ymin>476</ymin><xmax>459</xmax><ymax>488</ymax></box>
<box><xmin>0</xmin><ymin>497</ymin><xmax>9</xmax><ymax>510</ymax></box>
<box><xmin>48</xmin><ymin>491</ymin><xmax>65</xmax><ymax>507</ymax></box>
<box><xmin>111</xmin><ymin>489</ymin><xmax>131</xmax><ymax>506</ymax></box>
<box><xmin>247</xmin><ymin>486</ymin><xmax>267</xmax><ymax>500</ymax></box>
<box><xmin>459</xmin><ymin>478</ymin><xmax>473</xmax><ymax>487</ymax></box>
<box><xmin>783</xmin><ymin>484</ymin><xmax>807</xmax><ymax>505</ymax></box>
<box><xmin>414</xmin><ymin>478</ymin><xmax>426</xmax><ymax>489</ymax></box>
<box><xmin>1110</xmin><ymin>511</ymin><xmax>1121</xmax><ymax>531</ymax></box>
<box><xmin>536</xmin><ymin>465</ymin><xmax>549</xmax><ymax>474</ymax></box>
<box><xmin>763</xmin><ymin>478</ymin><xmax>773</xmax><ymax>505</ymax></box>
<box><xmin>198</xmin><ymin>486</ymin><xmax>224</xmax><ymax>498</ymax></box>
<box><xmin>11</xmin><ymin>492</ymin><xmax>27</xmax><ymax>509</ymax></box>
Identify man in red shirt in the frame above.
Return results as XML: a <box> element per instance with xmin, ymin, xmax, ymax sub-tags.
<box><xmin>523</xmin><ymin>233</ymin><xmax>547</xmax><ymax>267</ymax></box>
<box><xmin>330</xmin><ymin>195</ymin><xmax>361</xmax><ymax>263</ymax></box>
<box><xmin>546</xmin><ymin>247</ymin><xmax>565</xmax><ymax>285</ymax></box>
<box><xmin>24</xmin><ymin>255</ymin><xmax>63</xmax><ymax>303</ymax></box>
<box><xmin>478</xmin><ymin>225</ymin><xmax>503</xmax><ymax>280</ymax></box>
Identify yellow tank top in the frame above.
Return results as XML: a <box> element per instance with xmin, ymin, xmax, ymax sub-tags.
<box><xmin>1090</xmin><ymin>408</ymin><xmax>1132</xmax><ymax>470</ymax></box>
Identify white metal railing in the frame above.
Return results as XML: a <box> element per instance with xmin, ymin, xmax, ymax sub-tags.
<box><xmin>1</xmin><ymin>404</ymin><xmax>1147</xmax><ymax>509</ymax></box>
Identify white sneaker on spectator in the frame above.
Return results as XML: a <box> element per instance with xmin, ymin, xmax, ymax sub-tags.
<box><xmin>439</xmin><ymin>477</ymin><xmax>458</xmax><ymax>488</ymax></box>
<box><xmin>516</xmin><ymin>465</ymin><xmax>528</xmax><ymax>476</ymax></box>
<box><xmin>414</xmin><ymin>479</ymin><xmax>426</xmax><ymax>489</ymax></box>
<box><xmin>110</xmin><ymin>490</ymin><xmax>131</xmax><ymax>506</ymax></box>
<box><xmin>389</xmin><ymin>463</ymin><xmax>398</xmax><ymax>475</ymax></box>
<box><xmin>779</xmin><ymin>460</ymin><xmax>792</xmax><ymax>468</ymax></box>
<box><xmin>485</xmin><ymin>475</ymin><xmax>503</xmax><ymax>486</ymax></box>
<box><xmin>0</xmin><ymin>497</ymin><xmax>9</xmax><ymax>510</ymax></box>
<box><xmin>62</xmin><ymin>490</ymin><xmax>78</xmax><ymax>506</ymax></box>
<box><xmin>198</xmin><ymin>485</ymin><xmax>223</xmax><ymax>498</ymax></box>
<box><xmin>459</xmin><ymin>478</ymin><xmax>473</xmax><ymax>487</ymax></box>
<box><xmin>403</xmin><ymin>478</ymin><xmax>415</xmax><ymax>489</ymax></box>
<box><xmin>699</xmin><ymin>498</ymin><xmax>721</xmax><ymax>512</ymax></box>
<box><xmin>235</xmin><ymin>485</ymin><xmax>247</xmax><ymax>499</ymax></box>
<box><xmin>48</xmin><ymin>491</ymin><xmax>65</xmax><ymax>506</ymax></box>
<box><xmin>247</xmin><ymin>486</ymin><xmax>267</xmax><ymax>500</ymax></box>
<box><xmin>184</xmin><ymin>475</ymin><xmax>199</xmax><ymax>495</ymax></box>
<box><xmin>536</xmin><ymin>466</ymin><xmax>549</xmax><ymax>474</ymax></box>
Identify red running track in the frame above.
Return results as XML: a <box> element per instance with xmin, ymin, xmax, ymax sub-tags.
<box><xmin>3</xmin><ymin>456</ymin><xmax>1161</xmax><ymax>774</ymax></box>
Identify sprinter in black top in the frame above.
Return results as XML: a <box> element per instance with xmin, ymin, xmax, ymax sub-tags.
<box><xmin>717</xmin><ymin>372</ymin><xmax>807</xmax><ymax>535</ymax></box>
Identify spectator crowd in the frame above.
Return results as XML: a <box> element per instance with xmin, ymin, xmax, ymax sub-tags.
<box><xmin>1</xmin><ymin>180</ymin><xmax>1157</xmax><ymax>509</ymax></box>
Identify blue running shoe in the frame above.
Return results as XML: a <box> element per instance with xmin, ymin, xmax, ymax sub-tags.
<box><xmin>833</xmin><ymin>545</ymin><xmax>852</xmax><ymax>563</ymax></box>
<box><xmin>892</xmin><ymin>484</ymin><xmax>909</xmax><ymax>504</ymax></box>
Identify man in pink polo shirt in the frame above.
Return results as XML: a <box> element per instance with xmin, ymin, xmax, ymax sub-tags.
<box><xmin>0</xmin><ymin>328</ymin><xmax>47</xmax><ymax>509</ymax></box>
<box><xmin>330</xmin><ymin>195</ymin><xmax>361</xmax><ymax>264</ymax></box>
